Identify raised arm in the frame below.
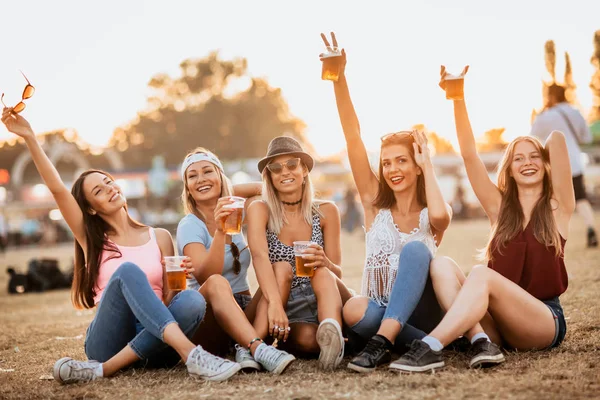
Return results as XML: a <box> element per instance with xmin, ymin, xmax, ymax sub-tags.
<box><xmin>322</xmin><ymin>33</ymin><xmax>379</xmax><ymax>207</ymax></box>
<box><xmin>1</xmin><ymin>108</ymin><xmax>87</xmax><ymax>249</ymax></box>
<box><xmin>545</xmin><ymin>131</ymin><xmax>576</xmax><ymax>216</ymax></box>
<box><xmin>412</xmin><ymin>131</ymin><xmax>452</xmax><ymax>237</ymax></box>
<box><xmin>439</xmin><ymin>67</ymin><xmax>502</xmax><ymax>220</ymax></box>
<box><xmin>232</xmin><ymin>182</ymin><xmax>262</xmax><ymax>199</ymax></box>
<box><xmin>246</xmin><ymin>201</ymin><xmax>289</xmax><ymax>337</ymax></box>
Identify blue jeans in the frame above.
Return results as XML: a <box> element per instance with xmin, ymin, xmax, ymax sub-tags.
<box><xmin>84</xmin><ymin>262</ymin><xmax>206</xmax><ymax>367</ymax></box>
<box><xmin>349</xmin><ymin>241</ymin><xmax>444</xmax><ymax>351</ymax></box>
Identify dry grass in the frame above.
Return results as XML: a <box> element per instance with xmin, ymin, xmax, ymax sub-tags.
<box><xmin>0</xmin><ymin>215</ymin><xmax>599</xmax><ymax>400</ymax></box>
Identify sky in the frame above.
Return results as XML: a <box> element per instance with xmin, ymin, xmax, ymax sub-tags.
<box><xmin>1</xmin><ymin>0</ymin><xmax>599</xmax><ymax>157</ymax></box>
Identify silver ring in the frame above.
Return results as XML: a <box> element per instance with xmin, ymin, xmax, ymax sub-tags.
<box><xmin>278</xmin><ymin>328</ymin><xmax>285</xmax><ymax>332</ymax></box>
<box><xmin>286</xmin><ymin>327</ymin><xmax>291</xmax><ymax>332</ymax></box>
<box><xmin>273</xmin><ymin>325</ymin><xmax>279</xmax><ymax>330</ymax></box>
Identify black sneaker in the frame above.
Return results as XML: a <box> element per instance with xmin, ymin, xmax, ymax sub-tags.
<box><xmin>389</xmin><ymin>339</ymin><xmax>444</xmax><ymax>373</ymax></box>
<box><xmin>588</xmin><ymin>228</ymin><xmax>598</xmax><ymax>248</ymax></box>
<box><xmin>468</xmin><ymin>338</ymin><xmax>505</xmax><ymax>368</ymax></box>
<box><xmin>347</xmin><ymin>334</ymin><xmax>392</xmax><ymax>373</ymax></box>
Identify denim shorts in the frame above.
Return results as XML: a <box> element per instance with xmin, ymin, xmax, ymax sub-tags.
<box><xmin>542</xmin><ymin>297</ymin><xmax>567</xmax><ymax>348</ymax></box>
<box><xmin>234</xmin><ymin>292</ymin><xmax>252</xmax><ymax>310</ymax></box>
<box><xmin>286</xmin><ymin>283</ymin><xmax>318</xmax><ymax>324</ymax></box>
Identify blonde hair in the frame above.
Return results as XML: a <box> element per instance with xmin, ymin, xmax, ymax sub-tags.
<box><xmin>482</xmin><ymin>136</ymin><xmax>562</xmax><ymax>261</ymax></box>
<box><xmin>181</xmin><ymin>147</ymin><xmax>233</xmax><ymax>223</ymax></box>
<box><xmin>261</xmin><ymin>161</ymin><xmax>321</xmax><ymax>234</ymax></box>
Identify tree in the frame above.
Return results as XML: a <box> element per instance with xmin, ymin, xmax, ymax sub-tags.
<box><xmin>411</xmin><ymin>124</ymin><xmax>455</xmax><ymax>155</ymax></box>
<box><xmin>109</xmin><ymin>51</ymin><xmax>307</xmax><ymax>169</ymax></box>
<box><xmin>476</xmin><ymin>128</ymin><xmax>507</xmax><ymax>152</ymax></box>
<box><xmin>590</xmin><ymin>30</ymin><xmax>600</xmax><ymax>122</ymax></box>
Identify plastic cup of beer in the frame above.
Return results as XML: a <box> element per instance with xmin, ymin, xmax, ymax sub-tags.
<box><xmin>445</xmin><ymin>73</ymin><xmax>465</xmax><ymax>100</ymax></box>
<box><xmin>293</xmin><ymin>241</ymin><xmax>316</xmax><ymax>278</ymax></box>
<box><xmin>165</xmin><ymin>256</ymin><xmax>187</xmax><ymax>291</ymax></box>
<box><xmin>221</xmin><ymin>196</ymin><xmax>245</xmax><ymax>235</ymax></box>
<box><xmin>321</xmin><ymin>46</ymin><xmax>342</xmax><ymax>82</ymax></box>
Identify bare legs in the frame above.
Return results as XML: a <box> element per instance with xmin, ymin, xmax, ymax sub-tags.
<box><xmin>429</xmin><ymin>257</ymin><xmax>501</xmax><ymax>344</ymax></box>
<box><xmin>428</xmin><ymin>265</ymin><xmax>555</xmax><ymax>350</ymax></box>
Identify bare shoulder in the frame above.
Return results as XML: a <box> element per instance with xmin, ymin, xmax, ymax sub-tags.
<box><xmin>247</xmin><ymin>200</ymin><xmax>269</xmax><ymax>220</ymax></box>
<box><xmin>316</xmin><ymin>200</ymin><xmax>340</xmax><ymax>216</ymax></box>
<box><xmin>154</xmin><ymin>227</ymin><xmax>174</xmax><ymax>246</ymax></box>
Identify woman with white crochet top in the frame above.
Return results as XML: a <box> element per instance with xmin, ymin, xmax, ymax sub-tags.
<box><xmin>321</xmin><ymin>32</ymin><xmax>498</xmax><ymax>373</ymax></box>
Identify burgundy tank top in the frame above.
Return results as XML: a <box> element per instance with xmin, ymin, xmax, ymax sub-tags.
<box><xmin>488</xmin><ymin>221</ymin><xmax>568</xmax><ymax>300</ymax></box>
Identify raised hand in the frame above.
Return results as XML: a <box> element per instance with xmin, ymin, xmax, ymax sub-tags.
<box><xmin>412</xmin><ymin>130</ymin><xmax>432</xmax><ymax>168</ymax></box>
<box><xmin>320</xmin><ymin>32</ymin><xmax>347</xmax><ymax>80</ymax></box>
<box><xmin>439</xmin><ymin>65</ymin><xmax>469</xmax><ymax>95</ymax></box>
<box><xmin>1</xmin><ymin>107</ymin><xmax>34</xmax><ymax>139</ymax></box>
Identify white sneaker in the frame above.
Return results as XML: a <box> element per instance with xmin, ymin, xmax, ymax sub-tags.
<box><xmin>186</xmin><ymin>346</ymin><xmax>241</xmax><ymax>381</ymax></box>
<box><xmin>53</xmin><ymin>357</ymin><xmax>102</xmax><ymax>384</ymax></box>
<box><xmin>253</xmin><ymin>343</ymin><xmax>296</xmax><ymax>374</ymax></box>
<box><xmin>235</xmin><ymin>344</ymin><xmax>261</xmax><ymax>372</ymax></box>
<box><xmin>316</xmin><ymin>318</ymin><xmax>345</xmax><ymax>370</ymax></box>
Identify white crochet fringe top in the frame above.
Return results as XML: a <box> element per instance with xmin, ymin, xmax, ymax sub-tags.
<box><xmin>362</xmin><ymin>208</ymin><xmax>438</xmax><ymax>306</ymax></box>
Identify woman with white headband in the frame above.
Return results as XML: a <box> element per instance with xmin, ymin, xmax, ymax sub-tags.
<box><xmin>177</xmin><ymin>147</ymin><xmax>296</xmax><ymax>374</ymax></box>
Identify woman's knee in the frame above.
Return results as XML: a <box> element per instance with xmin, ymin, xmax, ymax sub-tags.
<box><xmin>342</xmin><ymin>296</ymin><xmax>370</xmax><ymax>327</ymax></box>
<box><xmin>273</xmin><ymin>262</ymin><xmax>293</xmax><ymax>283</ymax></box>
<box><xmin>466</xmin><ymin>264</ymin><xmax>491</xmax><ymax>286</ymax></box>
<box><xmin>311</xmin><ymin>266</ymin><xmax>335</xmax><ymax>286</ymax></box>
<box><xmin>114</xmin><ymin>262</ymin><xmax>144</xmax><ymax>280</ymax></box>
<box><xmin>203</xmin><ymin>274</ymin><xmax>232</xmax><ymax>298</ymax></box>
<box><xmin>170</xmin><ymin>290</ymin><xmax>207</xmax><ymax>329</ymax></box>
<box><xmin>399</xmin><ymin>241</ymin><xmax>433</xmax><ymax>267</ymax></box>
<box><xmin>430</xmin><ymin>256</ymin><xmax>458</xmax><ymax>280</ymax></box>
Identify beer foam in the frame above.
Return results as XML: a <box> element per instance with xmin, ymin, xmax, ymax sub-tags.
<box><xmin>445</xmin><ymin>73</ymin><xmax>464</xmax><ymax>80</ymax></box>
<box><xmin>321</xmin><ymin>50</ymin><xmax>342</xmax><ymax>58</ymax></box>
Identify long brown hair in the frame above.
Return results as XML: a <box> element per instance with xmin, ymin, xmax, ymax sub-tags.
<box><xmin>180</xmin><ymin>147</ymin><xmax>233</xmax><ymax>224</ymax></box>
<box><xmin>373</xmin><ymin>133</ymin><xmax>427</xmax><ymax>209</ymax></box>
<box><xmin>483</xmin><ymin>136</ymin><xmax>562</xmax><ymax>261</ymax></box>
<box><xmin>71</xmin><ymin>169</ymin><xmax>145</xmax><ymax>309</ymax></box>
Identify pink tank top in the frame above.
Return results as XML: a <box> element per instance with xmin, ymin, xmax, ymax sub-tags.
<box><xmin>94</xmin><ymin>228</ymin><xmax>164</xmax><ymax>305</ymax></box>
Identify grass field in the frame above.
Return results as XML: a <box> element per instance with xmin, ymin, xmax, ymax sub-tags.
<box><xmin>0</xmin><ymin>215</ymin><xmax>599</xmax><ymax>400</ymax></box>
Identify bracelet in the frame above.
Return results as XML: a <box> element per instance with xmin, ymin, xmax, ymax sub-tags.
<box><xmin>248</xmin><ymin>337</ymin><xmax>263</xmax><ymax>349</ymax></box>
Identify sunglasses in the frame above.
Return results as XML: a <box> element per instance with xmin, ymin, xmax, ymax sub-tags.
<box><xmin>1</xmin><ymin>71</ymin><xmax>35</xmax><ymax>114</ymax></box>
<box><xmin>266</xmin><ymin>158</ymin><xmax>302</xmax><ymax>174</ymax></box>
<box><xmin>230</xmin><ymin>242</ymin><xmax>248</xmax><ymax>275</ymax></box>
<box><xmin>380</xmin><ymin>130</ymin><xmax>415</xmax><ymax>142</ymax></box>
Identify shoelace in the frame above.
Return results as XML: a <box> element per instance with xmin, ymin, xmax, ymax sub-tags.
<box><xmin>191</xmin><ymin>349</ymin><xmax>227</xmax><ymax>372</ymax></box>
<box><xmin>235</xmin><ymin>345</ymin><xmax>250</xmax><ymax>359</ymax></box>
<box><xmin>258</xmin><ymin>346</ymin><xmax>282</xmax><ymax>365</ymax></box>
<box><xmin>67</xmin><ymin>361</ymin><xmax>98</xmax><ymax>381</ymax></box>
<box><xmin>403</xmin><ymin>342</ymin><xmax>430</xmax><ymax>362</ymax></box>
<box><xmin>362</xmin><ymin>339</ymin><xmax>387</xmax><ymax>359</ymax></box>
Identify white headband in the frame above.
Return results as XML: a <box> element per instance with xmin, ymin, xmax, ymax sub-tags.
<box><xmin>181</xmin><ymin>152</ymin><xmax>224</xmax><ymax>180</ymax></box>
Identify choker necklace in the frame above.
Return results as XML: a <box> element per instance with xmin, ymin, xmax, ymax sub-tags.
<box><xmin>282</xmin><ymin>198</ymin><xmax>302</xmax><ymax>206</ymax></box>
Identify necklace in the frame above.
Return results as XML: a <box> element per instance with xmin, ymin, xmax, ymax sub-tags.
<box><xmin>281</xmin><ymin>198</ymin><xmax>302</xmax><ymax>206</ymax></box>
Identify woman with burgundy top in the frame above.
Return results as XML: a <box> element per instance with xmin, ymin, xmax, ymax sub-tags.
<box><xmin>2</xmin><ymin>108</ymin><xmax>243</xmax><ymax>383</ymax></box>
<box><xmin>391</xmin><ymin>67</ymin><xmax>574</xmax><ymax>372</ymax></box>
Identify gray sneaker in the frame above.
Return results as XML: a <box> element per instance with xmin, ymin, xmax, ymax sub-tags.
<box><xmin>253</xmin><ymin>343</ymin><xmax>295</xmax><ymax>374</ymax></box>
<box><xmin>316</xmin><ymin>318</ymin><xmax>345</xmax><ymax>370</ymax></box>
<box><xmin>186</xmin><ymin>346</ymin><xmax>241</xmax><ymax>381</ymax></box>
<box><xmin>469</xmin><ymin>338</ymin><xmax>505</xmax><ymax>368</ymax></box>
<box><xmin>53</xmin><ymin>357</ymin><xmax>102</xmax><ymax>384</ymax></box>
<box><xmin>235</xmin><ymin>344</ymin><xmax>261</xmax><ymax>372</ymax></box>
<box><xmin>389</xmin><ymin>339</ymin><xmax>445</xmax><ymax>373</ymax></box>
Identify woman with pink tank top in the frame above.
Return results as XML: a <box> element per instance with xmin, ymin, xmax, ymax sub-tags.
<box><xmin>2</xmin><ymin>108</ymin><xmax>243</xmax><ymax>383</ymax></box>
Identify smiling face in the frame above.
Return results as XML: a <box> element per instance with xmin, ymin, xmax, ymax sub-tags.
<box><xmin>508</xmin><ymin>140</ymin><xmax>546</xmax><ymax>187</ymax></box>
<box><xmin>81</xmin><ymin>172</ymin><xmax>126</xmax><ymax>216</ymax></box>
<box><xmin>380</xmin><ymin>143</ymin><xmax>421</xmax><ymax>194</ymax></box>
<box><xmin>185</xmin><ymin>161</ymin><xmax>222</xmax><ymax>203</ymax></box>
<box><xmin>267</xmin><ymin>155</ymin><xmax>307</xmax><ymax>196</ymax></box>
